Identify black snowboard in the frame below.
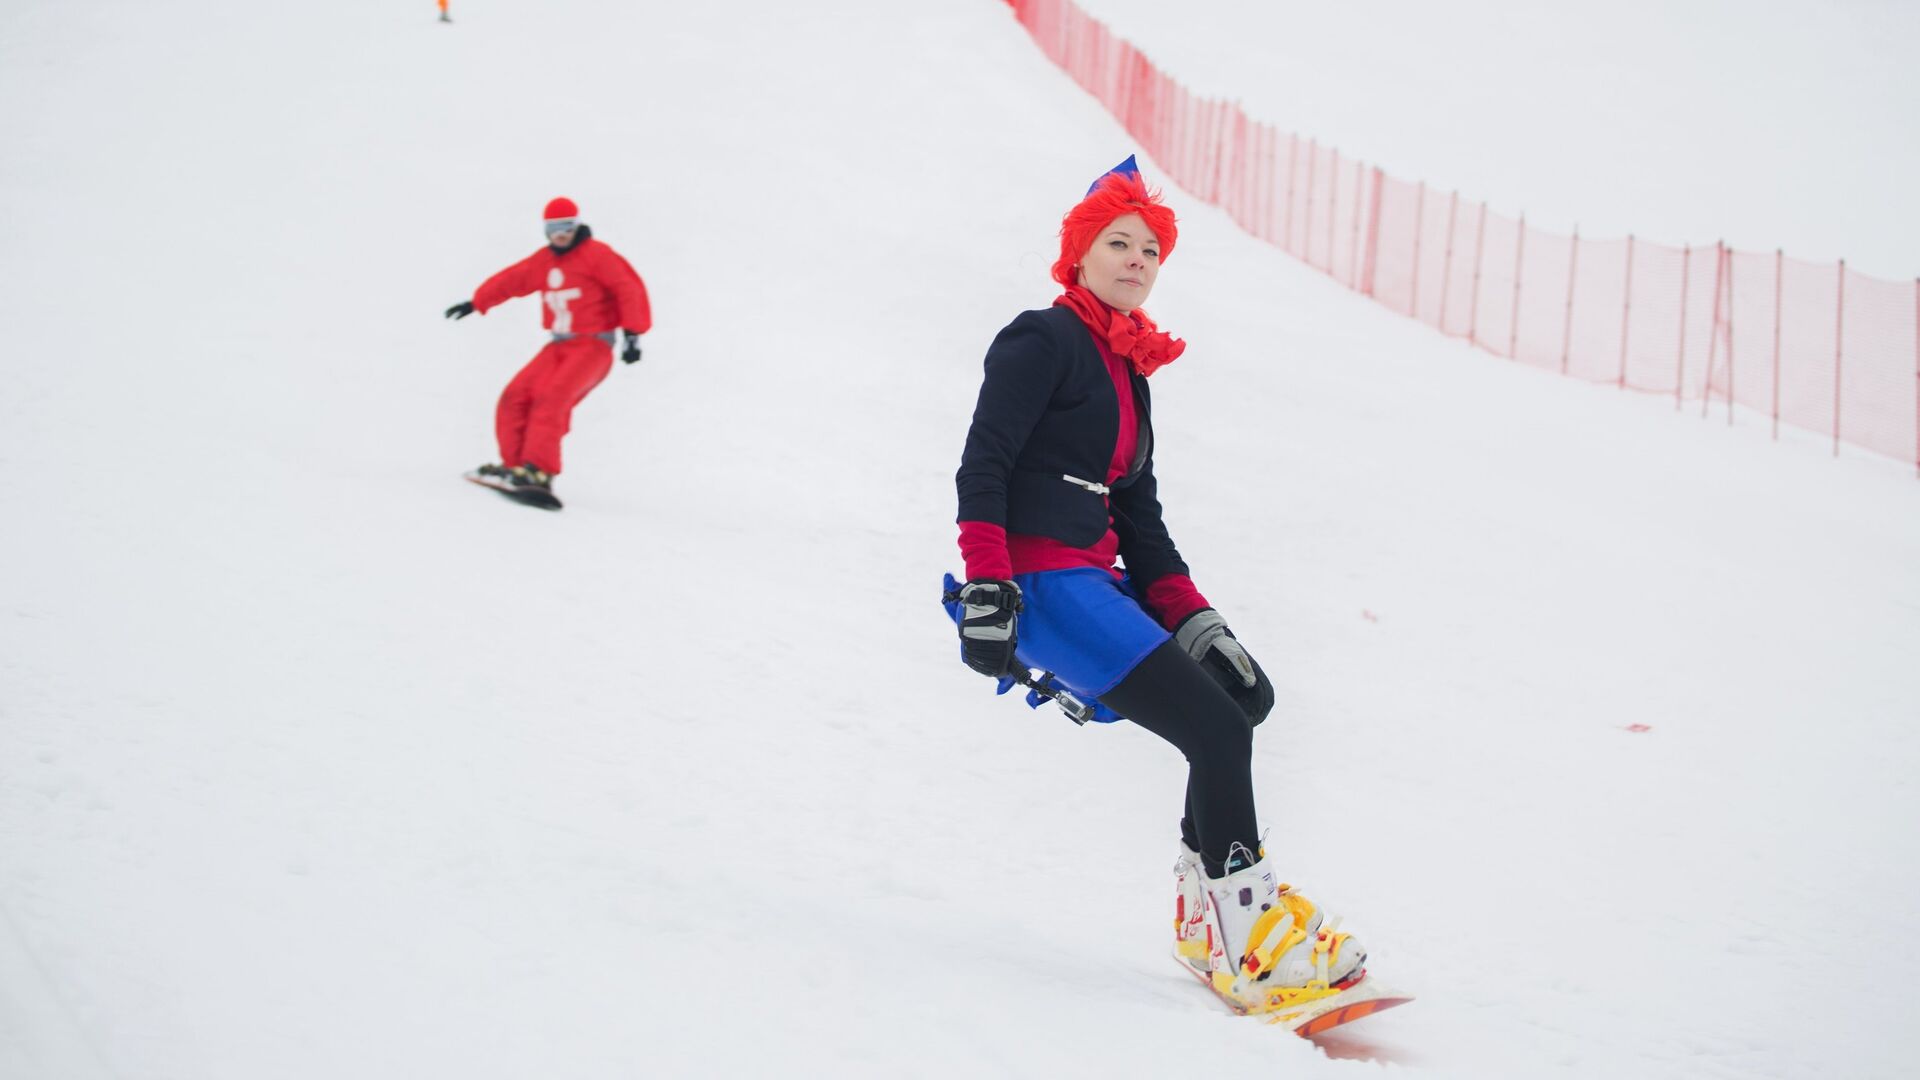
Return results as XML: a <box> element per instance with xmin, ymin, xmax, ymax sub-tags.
<box><xmin>462</xmin><ymin>472</ymin><xmax>563</xmax><ymax>511</ymax></box>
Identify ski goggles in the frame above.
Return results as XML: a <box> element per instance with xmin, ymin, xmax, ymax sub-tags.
<box><xmin>543</xmin><ymin>217</ymin><xmax>580</xmax><ymax>238</ymax></box>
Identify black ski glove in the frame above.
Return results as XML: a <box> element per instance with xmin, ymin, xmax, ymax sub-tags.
<box><xmin>621</xmin><ymin>330</ymin><xmax>643</xmax><ymax>365</ymax></box>
<box><xmin>1174</xmin><ymin>608</ymin><xmax>1275</xmax><ymax>727</ymax></box>
<box><xmin>445</xmin><ymin>300</ymin><xmax>475</xmax><ymax>320</ymax></box>
<box><xmin>950</xmin><ymin>578</ymin><xmax>1022</xmax><ymax>678</ymax></box>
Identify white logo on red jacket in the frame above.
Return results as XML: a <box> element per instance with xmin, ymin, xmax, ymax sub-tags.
<box><xmin>542</xmin><ymin>268</ymin><xmax>582</xmax><ymax>333</ymax></box>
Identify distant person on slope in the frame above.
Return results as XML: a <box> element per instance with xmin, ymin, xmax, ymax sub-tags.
<box><xmin>444</xmin><ymin>197</ymin><xmax>651</xmax><ymax>507</ymax></box>
<box><xmin>942</xmin><ymin>158</ymin><xmax>1369</xmax><ymax>1014</ymax></box>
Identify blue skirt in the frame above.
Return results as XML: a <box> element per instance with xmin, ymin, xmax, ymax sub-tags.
<box><xmin>943</xmin><ymin>567</ymin><xmax>1171</xmax><ymax>723</ymax></box>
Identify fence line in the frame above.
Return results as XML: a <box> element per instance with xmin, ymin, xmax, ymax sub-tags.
<box><xmin>1002</xmin><ymin>0</ymin><xmax>1920</xmax><ymax>474</ymax></box>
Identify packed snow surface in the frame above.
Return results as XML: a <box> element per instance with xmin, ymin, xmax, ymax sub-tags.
<box><xmin>2</xmin><ymin>2</ymin><xmax>1915</xmax><ymax>1078</ymax></box>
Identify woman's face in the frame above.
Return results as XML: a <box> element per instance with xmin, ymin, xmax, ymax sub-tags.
<box><xmin>1076</xmin><ymin>212</ymin><xmax>1160</xmax><ymax>313</ymax></box>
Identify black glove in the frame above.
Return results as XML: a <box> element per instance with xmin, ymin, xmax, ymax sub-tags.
<box><xmin>444</xmin><ymin>300</ymin><xmax>475</xmax><ymax>320</ymax></box>
<box><xmin>621</xmin><ymin>330</ymin><xmax>643</xmax><ymax>365</ymax></box>
<box><xmin>950</xmin><ymin>578</ymin><xmax>1022</xmax><ymax>678</ymax></box>
<box><xmin>1174</xmin><ymin>608</ymin><xmax>1275</xmax><ymax>727</ymax></box>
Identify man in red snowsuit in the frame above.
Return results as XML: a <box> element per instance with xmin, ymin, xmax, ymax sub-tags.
<box><xmin>445</xmin><ymin>197</ymin><xmax>652</xmax><ymax>500</ymax></box>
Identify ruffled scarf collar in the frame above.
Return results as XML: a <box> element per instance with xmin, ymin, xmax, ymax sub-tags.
<box><xmin>1053</xmin><ymin>284</ymin><xmax>1185</xmax><ymax>377</ymax></box>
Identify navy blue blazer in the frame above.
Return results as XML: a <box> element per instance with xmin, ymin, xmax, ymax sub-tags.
<box><xmin>955</xmin><ymin>305</ymin><xmax>1191</xmax><ymax>586</ymax></box>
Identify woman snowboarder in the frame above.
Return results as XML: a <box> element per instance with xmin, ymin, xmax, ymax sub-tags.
<box><xmin>944</xmin><ymin>158</ymin><xmax>1367</xmax><ymax>1012</ymax></box>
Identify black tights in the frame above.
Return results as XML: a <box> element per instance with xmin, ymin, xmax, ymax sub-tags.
<box><xmin>1098</xmin><ymin>640</ymin><xmax>1257</xmax><ymax>876</ymax></box>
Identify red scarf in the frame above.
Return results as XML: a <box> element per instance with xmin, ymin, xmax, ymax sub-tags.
<box><xmin>1053</xmin><ymin>284</ymin><xmax>1186</xmax><ymax>377</ymax></box>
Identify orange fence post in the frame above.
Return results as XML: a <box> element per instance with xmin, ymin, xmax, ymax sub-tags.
<box><xmin>1206</xmin><ymin>100</ymin><xmax>1219</xmax><ymax>201</ymax></box>
<box><xmin>1179</xmin><ymin>85</ymin><xmax>1194</xmax><ymax>190</ymax></box>
<box><xmin>1703</xmin><ymin>241</ymin><xmax>1724</xmax><ymax>417</ymax></box>
<box><xmin>1215</xmin><ymin>103</ymin><xmax>1232</xmax><ymax>217</ymax></box>
<box><xmin>1215</xmin><ymin>102</ymin><xmax>1230</xmax><ymax>206</ymax></box>
<box><xmin>1507</xmin><ymin>214</ymin><xmax>1526</xmax><ymax>358</ymax></box>
<box><xmin>1725</xmin><ymin>251</ymin><xmax>1736</xmax><ymax>426</ymax></box>
<box><xmin>1438</xmin><ymin>191</ymin><xmax>1459</xmax><ymax>334</ymax></box>
<box><xmin>1325</xmin><ymin>149</ymin><xmax>1341</xmax><ymax>277</ymax></box>
<box><xmin>1283</xmin><ymin>134</ymin><xmax>1299</xmax><ymax>254</ymax></box>
<box><xmin>1833</xmin><ymin>260</ymin><xmax>1846</xmax><ymax>456</ymax></box>
<box><xmin>437</xmin><ymin>0</ymin><xmax>450</xmax><ymax>22</ymax></box>
<box><xmin>1617</xmin><ymin>235</ymin><xmax>1635</xmax><ymax>388</ymax></box>
<box><xmin>1772</xmin><ymin>250</ymin><xmax>1783</xmax><ymax>438</ymax></box>
<box><xmin>1409</xmin><ymin>181</ymin><xmax>1426</xmax><ymax>318</ymax></box>
<box><xmin>1676</xmin><ymin>244</ymin><xmax>1692</xmax><ymax>410</ymax></box>
<box><xmin>1221</xmin><ymin>117</ymin><xmax>1238</xmax><ymax>235</ymax></box>
<box><xmin>1230</xmin><ymin>108</ymin><xmax>1248</xmax><ymax>227</ymax></box>
<box><xmin>1175</xmin><ymin>87</ymin><xmax>1190</xmax><ymax>191</ymax></box>
<box><xmin>1468</xmin><ymin>200</ymin><xmax>1487</xmax><ymax>346</ymax></box>
<box><xmin>1200</xmin><ymin>100</ymin><xmax>1215</xmax><ymax>202</ymax></box>
<box><xmin>1150</xmin><ymin>65</ymin><xmax>1166</xmax><ymax>166</ymax></box>
<box><xmin>1303</xmin><ymin>140</ymin><xmax>1320</xmax><ymax>268</ymax></box>
<box><xmin>1561</xmin><ymin>227</ymin><xmax>1581</xmax><ymax>374</ymax></box>
<box><xmin>1347</xmin><ymin>160</ymin><xmax>1366</xmax><ymax>290</ymax></box>
<box><xmin>1258</xmin><ymin>123</ymin><xmax>1275</xmax><ymax>244</ymax></box>
<box><xmin>1142</xmin><ymin>54</ymin><xmax>1157</xmax><ymax>160</ymax></box>
<box><xmin>1362</xmin><ymin>166</ymin><xmax>1385</xmax><ymax>298</ymax></box>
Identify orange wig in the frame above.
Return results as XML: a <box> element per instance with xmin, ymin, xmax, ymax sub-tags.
<box><xmin>1051</xmin><ymin>169</ymin><xmax>1178</xmax><ymax>288</ymax></box>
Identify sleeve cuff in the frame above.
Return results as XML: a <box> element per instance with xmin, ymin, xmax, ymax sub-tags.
<box><xmin>957</xmin><ymin>520</ymin><xmax>1012</xmax><ymax>581</ymax></box>
<box><xmin>1142</xmin><ymin>573</ymin><xmax>1210</xmax><ymax>630</ymax></box>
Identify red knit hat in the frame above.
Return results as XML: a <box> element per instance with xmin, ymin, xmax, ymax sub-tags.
<box><xmin>1051</xmin><ymin>170</ymin><xmax>1177</xmax><ymax>288</ymax></box>
<box><xmin>543</xmin><ymin>197</ymin><xmax>579</xmax><ymax>221</ymax></box>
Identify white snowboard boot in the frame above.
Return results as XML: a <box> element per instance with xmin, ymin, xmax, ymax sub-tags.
<box><xmin>1200</xmin><ymin>846</ymin><xmax>1367</xmax><ymax>1011</ymax></box>
<box><xmin>1172</xmin><ymin>841</ymin><xmax>1211</xmax><ymax>978</ymax></box>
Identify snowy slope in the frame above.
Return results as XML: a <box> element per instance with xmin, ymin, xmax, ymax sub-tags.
<box><xmin>2</xmin><ymin>1</ymin><xmax>1916</xmax><ymax>1078</ymax></box>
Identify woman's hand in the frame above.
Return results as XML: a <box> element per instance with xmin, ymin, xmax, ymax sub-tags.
<box><xmin>951</xmin><ymin>579</ymin><xmax>1023</xmax><ymax>678</ymax></box>
<box><xmin>1174</xmin><ymin>609</ymin><xmax>1254</xmax><ymax>685</ymax></box>
<box><xmin>1174</xmin><ymin>609</ymin><xmax>1275</xmax><ymax>727</ymax></box>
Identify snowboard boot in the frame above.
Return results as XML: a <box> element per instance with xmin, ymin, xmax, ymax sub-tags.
<box><xmin>507</xmin><ymin>465</ymin><xmax>557</xmax><ymax>502</ymax></box>
<box><xmin>1201</xmin><ymin>845</ymin><xmax>1367</xmax><ymax>1013</ymax></box>
<box><xmin>1172</xmin><ymin>841</ymin><xmax>1212</xmax><ymax>978</ymax></box>
<box><xmin>474</xmin><ymin>462</ymin><xmax>514</xmax><ymax>487</ymax></box>
<box><xmin>510</xmin><ymin>464</ymin><xmax>553</xmax><ymax>492</ymax></box>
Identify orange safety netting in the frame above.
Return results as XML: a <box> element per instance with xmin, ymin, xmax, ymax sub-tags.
<box><xmin>1004</xmin><ymin>0</ymin><xmax>1920</xmax><ymax>472</ymax></box>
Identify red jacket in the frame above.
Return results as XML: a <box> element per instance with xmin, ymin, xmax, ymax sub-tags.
<box><xmin>472</xmin><ymin>230</ymin><xmax>651</xmax><ymax>336</ymax></box>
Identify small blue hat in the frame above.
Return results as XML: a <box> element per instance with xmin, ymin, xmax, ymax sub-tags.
<box><xmin>1086</xmin><ymin>155</ymin><xmax>1140</xmax><ymax>196</ymax></box>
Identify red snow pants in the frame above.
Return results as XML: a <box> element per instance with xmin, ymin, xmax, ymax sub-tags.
<box><xmin>495</xmin><ymin>337</ymin><xmax>613</xmax><ymax>475</ymax></box>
